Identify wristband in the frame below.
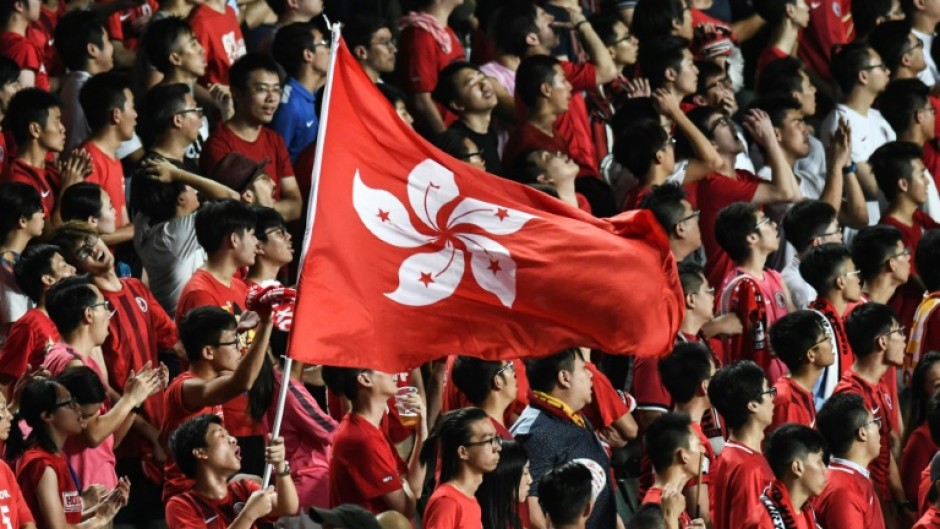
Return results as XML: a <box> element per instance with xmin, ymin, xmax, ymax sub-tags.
<box><xmin>276</xmin><ymin>462</ymin><xmax>291</xmax><ymax>477</ymax></box>
<box><xmin>842</xmin><ymin>161</ymin><xmax>857</xmax><ymax>175</ymax></box>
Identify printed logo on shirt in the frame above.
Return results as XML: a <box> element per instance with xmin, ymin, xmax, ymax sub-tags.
<box><xmin>234</xmin><ymin>502</ymin><xmax>246</xmax><ymax>515</ymax></box>
<box><xmin>885</xmin><ymin>393</ymin><xmax>893</xmax><ymax>410</ymax></box>
<box><xmin>221</xmin><ymin>32</ymin><xmax>247</xmax><ymax>65</ymax></box>
<box><xmin>204</xmin><ymin>515</ymin><xmax>219</xmax><ymax>524</ymax></box>
<box><xmin>382</xmin><ymin>475</ymin><xmax>394</xmax><ymax>483</ymax></box>
<box><xmin>40</xmin><ymin>189</ymin><xmax>50</xmax><ymax>198</ymax></box>
<box><xmin>306</xmin><ymin>120</ymin><xmax>315</xmax><ymax>128</ymax></box>
<box><xmin>774</xmin><ymin>292</ymin><xmax>786</xmax><ymax>309</ymax></box>
<box><xmin>136</xmin><ymin>295</ymin><xmax>149</xmax><ymax>313</ymax></box>
<box><xmin>872</xmin><ymin>405</ymin><xmax>880</xmax><ymax>416</ymax></box>
<box><xmin>831</xmin><ymin>1</ymin><xmax>840</xmax><ymax>16</ymax></box>
<box><xmin>281</xmin><ymin>84</ymin><xmax>292</xmax><ymax>104</ymax></box>
<box><xmin>120</xmin><ymin>12</ymin><xmax>133</xmax><ymax>21</ymax></box>
<box><xmin>0</xmin><ymin>489</ymin><xmax>9</xmax><ymax>500</ymax></box>
<box><xmin>63</xmin><ymin>491</ymin><xmax>82</xmax><ymax>513</ymax></box>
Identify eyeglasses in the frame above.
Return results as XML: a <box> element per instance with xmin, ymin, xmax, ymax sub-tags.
<box><xmin>817</xmin><ymin>225</ymin><xmax>843</xmax><ymax>239</ymax></box>
<box><xmin>495</xmin><ymin>362</ymin><xmax>515</xmax><ymax>378</ymax></box>
<box><xmin>879</xmin><ymin>326</ymin><xmax>906</xmax><ymax>339</ymax></box>
<box><xmin>921</xmin><ymin>106</ymin><xmax>938</xmax><ymax>116</ymax></box>
<box><xmin>705</xmin><ymin>77</ymin><xmax>733</xmax><ymax>91</ymax></box>
<box><xmin>76</xmin><ymin>234</ymin><xmax>100</xmax><ymax>260</ymax></box>
<box><xmin>264</xmin><ymin>226</ymin><xmax>288</xmax><ymax>238</ymax></box>
<box><xmin>811</xmin><ymin>330</ymin><xmax>833</xmax><ymax>349</ymax></box>
<box><xmin>214</xmin><ymin>339</ymin><xmax>239</xmax><ymax>347</ymax></box>
<box><xmin>52</xmin><ymin>397</ymin><xmax>79</xmax><ymax>412</ymax></box>
<box><xmin>611</xmin><ymin>33</ymin><xmax>633</xmax><ymax>45</ymax></box>
<box><xmin>695</xmin><ymin>286</ymin><xmax>716</xmax><ymax>296</ymax></box>
<box><xmin>87</xmin><ymin>300</ymin><xmax>115</xmax><ymax>319</ymax></box>
<box><xmin>861</xmin><ymin>63</ymin><xmax>889</xmax><ymax>72</ymax></box>
<box><xmin>882</xmin><ymin>246</ymin><xmax>911</xmax><ymax>267</ymax></box>
<box><xmin>312</xmin><ymin>39</ymin><xmax>330</xmax><ymax>49</ymax></box>
<box><xmin>843</xmin><ymin>269</ymin><xmax>862</xmax><ymax>280</ymax></box>
<box><xmin>249</xmin><ymin>84</ymin><xmax>282</xmax><ymax>97</ymax></box>
<box><xmin>175</xmin><ymin>106</ymin><xmax>204</xmax><ymax>117</ymax></box>
<box><xmin>371</xmin><ymin>37</ymin><xmax>397</xmax><ymax>49</ymax></box>
<box><xmin>708</xmin><ymin>115</ymin><xmax>734</xmax><ymax>135</ymax></box>
<box><xmin>459</xmin><ymin>150</ymin><xmax>485</xmax><ymax>161</ymax></box>
<box><xmin>464</xmin><ymin>436</ymin><xmax>502</xmax><ymax>448</ymax></box>
<box><xmin>759</xmin><ymin>387</ymin><xmax>777</xmax><ymax>399</ymax></box>
<box><xmin>904</xmin><ymin>38</ymin><xmax>925</xmax><ymax>54</ymax></box>
<box><xmin>753</xmin><ymin>216</ymin><xmax>772</xmax><ymax>232</ymax></box>
<box><xmin>862</xmin><ymin>416</ymin><xmax>883</xmax><ymax>430</ymax></box>
<box><xmin>659</xmin><ymin>136</ymin><xmax>677</xmax><ymax>151</ymax></box>
<box><xmin>677</xmin><ymin>209</ymin><xmax>700</xmax><ymax>224</ymax></box>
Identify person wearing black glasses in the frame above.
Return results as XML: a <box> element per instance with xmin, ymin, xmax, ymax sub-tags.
<box><xmin>422</xmin><ymin>408</ymin><xmax>502</xmax><ymax>529</ymax></box>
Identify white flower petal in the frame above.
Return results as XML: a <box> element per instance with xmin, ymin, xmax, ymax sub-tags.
<box><xmin>457</xmin><ymin>233</ymin><xmax>517</xmax><ymax>308</ymax></box>
<box><xmin>446</xmin><ymin>198</ymin><xmax>536</xmax><ymax>235</ymax></box>
<box><xmin>385</xmin><ymin>243</ymin><xmax>465</xmax><ymax>307</ymax></box>
<box><xmin>353</xmin><ymin>170</ymin><xmax>431</xmax><ymax>249</ymax></box>
<box><xmin>406</xmin><ymin>160</ymin><xmax>459</xmax><ymax>231</ymax></box>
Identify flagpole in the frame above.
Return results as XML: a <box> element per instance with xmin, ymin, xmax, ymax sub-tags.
<box><xmin>263</xmin><ymin>21</ymin><xmax>343</xmax><ymax>488</ymax></box>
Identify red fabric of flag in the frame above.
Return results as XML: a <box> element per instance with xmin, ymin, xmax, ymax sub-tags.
<box><xmin>286</xmin><ymin>40</ymin><xmax>684</xmax><ymax>372</ymax></box>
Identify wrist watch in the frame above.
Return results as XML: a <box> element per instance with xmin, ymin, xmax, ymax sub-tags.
<box><xmin>276</xmin><ymin>462</ymin><xmax>291</xmax><ymax>477</ymax></box>
<box><xmin>842</xmin><ymin>161</ymin><xmax>858</xmax><ymax>175</ymax></box>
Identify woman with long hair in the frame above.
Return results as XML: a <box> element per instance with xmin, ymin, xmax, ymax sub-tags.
<box><xmin>0</xmin><ymin>386</ymin><xmax>36</xmax><ymax>528</ymax></box>
<box><xmin>476</xmin><ymin>440</ymin><xmax>532</xmax><ymax>529</ymax></box>
<box><xmin>901</xmin><ymin>351</ymin><xmax>940</xmax><ymax>503</ymax></box>
<box><xmin>9</xmin><ymin>380</ymin><xmax>128</xmax><ymax>529</ymax></box>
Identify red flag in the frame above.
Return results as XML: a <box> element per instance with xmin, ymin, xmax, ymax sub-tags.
<box><xmin>286</xmin><ymin>39</ymin><xmax>684</xmax><ymax>372</ymax></box>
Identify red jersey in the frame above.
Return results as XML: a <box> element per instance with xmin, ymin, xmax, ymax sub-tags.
<box><xmin>924</xmin><ymin>136</ymin><xmax>940</xmax><ymax>191</ymax></box>
<box><xmin>621</xmin><ymin>185</ymin><xmax>653</xmax><ymax>212</ymax></box>
<box><xmin>0</xmin><ymin>31</ymin><xmax>49</xmax><ymax>91</ymax></box>
<box><xmin>165</xmin><ymin>478</ymin><xmax>273</xmax><ymax>529</ymax></box>
<box><xmin>161</xmin><ymin>371</ymin><xmax>225</xmax><ymax>501</ymax></box>
<box><xmin>0</xmin><ymin>459</ymin><xmax>33</xmax><ymax>528</ymax></box>
<box><xmin>755</xmin><ymin>47</ymin><xmax>790</xmax><ymax>82</ymax></box>
<box><xmin>710</xmin><ymin>441</ymin><xmax>774</xmax><ymax>529</ymax></box>
<box><xmin>16</xmin><ymin>447</ymin><xmax>82</xmax><ymax>528</ymax></box>
<box><xmin>743</xmin><ymin>480</ymin><xmax>816</xmax><ymax>529</ymax></box>
<box><xmin>200</xmin><ymin>124</ymin><xmax>290</xmax><ymax>198</ymax></box>
<box><xmin>903</xmin><ymin>423</ymin><xmax>939</xmax><ymax>505</ymax></box>
<box><xmin>554</xmin><ymin>61</ymin><xmax>599</xmax><ymax>180</ymax></box>
<box><xmin>0</xmin><ymin>307</ymin><xmax>58</xmax><ymax>385</ymax></box>
<box><xmin>423</xmin><ymin>483</ymin><xmax>483</xmax><ymax>529</ymax></box>
<box><xmin>814</xmin><ymin>458</ymin><xmax>885</xmax><ymax>529</ymax></box>
<box><xmin>770</xmin><ymin>376</ymin><xmax>817</xmax><ymax>432</ymax></box>
<box><xmin>82</xmin><ymin>141</ymin><xmax>126</xmax><ymax>226</ymax></box>
<box><xmin>798</xmin><ymin>0</ymin><xmax>853</xmax><ymax>81</ymax></box>
<box><xmin>881</xmin><ymin>211</ymin><xmax>938</xmax><ymax>329</ymax></box>
<box><xmin>502</xmin><ymin>122</ymin><xmax>569</xmax><ymax>176</ymax></box>
<box><xmin>632</xmin><ymin>355</ymin><xmax>672</xmax><ymax>413</ymax></box>
<box><xmin>581</xmin><ymin>361</ymin><xmax>633</xmax><ymax>430</ymax></box>
<box><xmin>833</xmin><ymin>371</ymin><xmax>898</xmax><ymax>501</ymax></box>
<box><xmin>176</xmin><ymin>269</ymin><xmax>248</xmax><ymax>322</ymax></box>
<box><xmin>644</xmin><ymin>486</ymin><xmax>692</xmax><ymax>527</ymax></box>
<box><xmin>914</xmin><ymin>505</ymin><xmax>940</xmax><ymax>529</ymax></box>
<box><xmin>397</xmin><ymin>24</ymin><xmax>464</xmax><ymax>95</ymax></box>
<box><xmin>105</xmin><ymin>0</ymin><xmax>158</xmax><ymax>51</ymax></box>
<box><xmin>2</xmin><ymin>157</ymin><xmax>60</xmax><ymax>218</ymax></box>
<box><xmin>329</xmin><ymin>413</ymin><xmax>407</xmax><ymax>514</ymax></box>
<box><xmin>187</xmin><ymin>4</ymin><xmax>245</xmax><ymax>86</ymax></box>
<box><xmin>921</xmin><ymin>463</ymin><xmax>933</xmax><ymax>514</ymax></box>
<box><xmin>101</xmin><ymin>278</ymin><xmax>177</xmax><ymax>458</ymax></box>
<box><xmin>690</xmin><ymin>172</ymin><xmax>761</xmax><ymax>288</ymax></box>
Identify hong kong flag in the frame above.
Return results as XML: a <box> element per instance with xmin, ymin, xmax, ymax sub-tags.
<box><xmin>286</xmin><ymin>36</ymin><xmax>684</xmax><ymax>372</ymax></box>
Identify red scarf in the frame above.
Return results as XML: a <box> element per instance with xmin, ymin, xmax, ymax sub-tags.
<box><xmin>809</xmin><ymin>297</ymin><xmax>853</xmax><ymax>372</ymax></box>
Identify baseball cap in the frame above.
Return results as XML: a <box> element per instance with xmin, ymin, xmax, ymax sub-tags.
<box><xmin>309</xmin><ymin>505</ymin><xmax>382</xmax><ymax>529</ymax></box>
<box><xmin>212</xmin><ymin>153</ymin><xmax>270</xmax><ymax>193</ymax></box>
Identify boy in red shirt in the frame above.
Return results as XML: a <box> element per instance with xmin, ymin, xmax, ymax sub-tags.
<box><xmin>643</xmin><ymin>412</ymin><xmax>708</xmax><ymax>528</ymax></box>
<box><xmin>200</xmin><ymin>54</ymin><xmax>302</xmax><ymax>222</ymax></box>
<box><xmin>767</xmin><ymin>310</ymin><xmax>833</xmax><ymax>431</ymax></box>
<box><xmin>815</xmin><ymin>392</ymin><xmax>886</xmax><ymax>529</ymax></box>
<box><xmin>187</xmin><ymin>0</ymin><xmax>244</xmax><ymax>86</ymax></box>
<box><xmin>839</xmin><ymin>302</ymin><xmax>910</xmax><ymax>525</ymax></box>
<box><xmin>744</xmin><ymin>424</ymin><xmax>826</xmax><ymax>529</ymax></box>
<box><xmin>851</xmin><ymin>225</ymin><xmax>912</xmax><ymax>306</ymax></box>
<box><xmin>753</xmin><ymin>0</ymin><xmax>810</xmax><ymax>77</ymax></box>
<box><xmin>323</xmin><ymin>365</ymin><xmax>428</xmax><ymax>517</ymax></box>
<box><xmin>166</xmin><ymin>414</ymin><xmax>298</xmax><ymax>529</ymax></box>
<box><xmin>707</xmin><ymin>360</ymin><xmax>775</xmax><ymax>529</ymax></box>
<box><xmin>161</xmin><ymin>304</ymin><xmax>274</xmax><ymax>501</ymax></box>
<box><xmin>0</xmin><ymin>0</ymin><xmax>52</xmax><ymax>90</ymax></box>
<box><xmin>451</xmin><ymin>357</ymin><xmax>517</xmax><ymax>440</ymax></box>
<box><xmin>639</xmin><ymin>183</ymin><xmax>703</xmax><ymax>263</ymax></box>
<box><xmin>909</xmin><ymin>232</ymin><xmax>940</xmax><ymax>383</ymax></box>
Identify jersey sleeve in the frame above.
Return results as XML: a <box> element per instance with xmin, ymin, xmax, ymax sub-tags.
<box><xmin>728</xmin><ymin>462</ymin><xmax>771</xmax><ymax>529</ymax></box>
<box><xmin>164</xmin><ymin>496</ymin><xmax>206</xmax><ymax>529</ymax></box>
<box><xmin>818</xmin><ymin>488</ymin><xmax>867</xmax><ymax>529</ymax></box>
<box><xmin>423</xmin><ymin>495</ymin><xmax>462</xmax><ymax>529</ymax></box>
<box><xmin>709</xmin><ymin>173</ymin><xmax>760</xmax><ymax>205</ymax></box>
<box><xmin>336</xmin><ymin>434</ymin><xmax>404</xmax><ymax>501</ymax></box>
<box><xmin>582</xmin><ymin>362</ymin><xmax>629</xmax><ymax>428</ymax></box>
<box><xmin>399</xmin><ymin>29</ymin><xmax>444</xmax><ymax>94</ymax></box>
<box><xmin>560</xmin><ymin>60</ymin><xmax>598</xmax><ymax>91</ymax></box>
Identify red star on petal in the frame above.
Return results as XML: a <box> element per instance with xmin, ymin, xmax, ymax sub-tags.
<box><xmin>487</xmin><ymin>259</ymin><xmax>501</xmax><ymax>275</ymax></box>
<box><xmin>377</xmin><ymin>209</ymin><xmax>390</xmax><ymax>222</ymax></box>
<box><xmin>495</xmin><ymin>208</ymin><xmax>509</xmax><ymax>221</ymax></box>
<box><xmin>418</xmin><ymin>272</ymin><xmax>434</xmax><ymax>287</ymax></box>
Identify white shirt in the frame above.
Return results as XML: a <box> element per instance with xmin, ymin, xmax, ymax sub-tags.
<box><xmin>781</xmin><ymin>254</ymin><xmax>816</xmax><ymax>310</ymax></box>
<box><xmin>914</xmin><ymin>29</ymin><xmax>939</xmax><ymax>87</ymax></box>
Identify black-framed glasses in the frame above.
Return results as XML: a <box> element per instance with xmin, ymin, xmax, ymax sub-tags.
<box><xmin>904</xmin><ymin>38</ymin><xmax>924</xmax><ymax>54</ymax></box>
<box><xmin>879</xmin><ymin>326</ymin><xmax>906</xmax><ymax>339</ymax></box>
<box><xmin>612</xmin><ymin>33</ymin><xmax>634</xmax><ymax>45</ymax></box>
<box><xmin>677</xmin><ymin>209</ymin><xmax>700</xmax><ymax>223</ymax></box>
<box><xmin>464</xmin><ymin>436</ymin><xmax>502</xmax><ymax>448</ymax></box>
<box><xmin>371</xmin><ymin>37</ymin><xmax>397</xmax><ymax>49</ymax></box>
<box><xmin>76</xmin><ymin>234</ymin><xmax>100</xmax><ymax>260</ymax></box>
<box><xmin>175</xmin><ymin>106</ymin><xmax>204</xmax><ymax>117</ymax></box>
<box><xmin>753</xmin><ymin>216</ymin><xmax>772</xmax><ymax>232</ymax></box>
<box><xmin>705</xmin><ymin>77</ymin><xmax>733</xmax><ymax>91</ymax></box>
<box><xmin>861</xmin><ymin>63</ymin><xmax>889</xmax><ymax>72</ymax></box>
<box><xmin>882</xmin><ymin>246</ymin><xmax>911</xmax><ymax>267</ymax></box>
<box><xmin>459</xmin><ymin>150</ymin><xmax>485</xmax><ymax>161</ymax></box>
<box><xmin>495</xmin><ymin>362</ymin><xmax>515</xmax><ymax>378</ymax></box>
<box><xmin>265</xmin><ymin>226</ymin><xmax>288</xmax><ymax>238</ymax></box>
<box><xmin>87</xmin><ymin>300</ymin><xmax>110</xmax><ymax>312</ymax></box>
<box><xmin>817</xmin><ymin>225</ymin><xmax>843</xmax><ymax>239</ymax></box>
<box><xmin>659</xmin><ymin>136</ymin><xmax>677</xmax><ymax>151</ymax></box>
<box><xmin>52</xmin><ymin>397</ymin><xmax>79</xmax><ymax>412</ymax></box>
<box><xmin>312</xmin><ymin>39</ymin><xmax>330</xmax><ymax>49</ymax></box>
<box><xmin>214</xmin><ymin>339</ymin><xmax>239</xmax><ymax>347</ymax></box>
<box><xmin>759</xmin><ymin>387</ymin><xmax>777</xmax><ymax>399</ymax></box>
<box><xmin>811</xmin><ymin>330</ymin><xmax>833</xmax><ymax>349</ymax></box>
<box><xmin>862</xmin><ymin>416</ymin><xmax>883</xmax><ymax>430</ymax></box>
<box><xmin>708</xmin><ymin>115</ymin><xmax>734</xmax><ymax>135</ymax></box>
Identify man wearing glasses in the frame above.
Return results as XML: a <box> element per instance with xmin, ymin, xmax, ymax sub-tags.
<box><xmin>839</xmin><ymin>303</ymin><xmax>910</xmax><ymax>526</ymax></box>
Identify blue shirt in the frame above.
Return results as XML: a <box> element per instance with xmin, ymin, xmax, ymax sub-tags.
<box><xmin>270</xmin><ymin>77</ymin><xmax>318</xmax><ymax>162</ymax></box>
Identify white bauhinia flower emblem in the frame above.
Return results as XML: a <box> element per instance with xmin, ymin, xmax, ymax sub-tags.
<box><xmin>353</xmin><ymin>159</ymin><xmax>536</xmax><ymax>308</ymax></box>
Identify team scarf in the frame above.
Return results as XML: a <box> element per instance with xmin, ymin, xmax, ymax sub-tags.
<box><xmin>530</xmin><ymin>390</ymin><xmax>586</xmax><ymax>429</ymax></box>
<box><xmin>398</xmin><ymin>12</ymin><xmax>453</xmax><ymax>54</ymax></box>
<box><xmin>808</xmin><ymin>298</ymin><xmax>852</xmax><ymax>402</ymax></box>
<box><xmin>907</xmin><ymin>292</ymin><xmax>940</xmax><ymax>383</ymax></box>
<box><xmin>759</xmin><ymin>480</ymin><xmax>815</xmax><ymax>529</ymax></box>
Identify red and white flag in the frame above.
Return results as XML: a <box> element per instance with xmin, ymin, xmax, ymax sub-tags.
<box><xmin>286</xmin><ymin>37</ymin><xmax>684</xmax><ymax>372</ymax></box>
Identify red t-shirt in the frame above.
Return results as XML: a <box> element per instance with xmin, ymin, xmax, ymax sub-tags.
<box><xmin>82</xmin><ymin>141</ymin><xmax>126</xmax><ymax>226</ymax></box>
<box><xmin>161</xmin><ymin>371</ymin><xmax>225</xmax><ymax>501</ymax></box>
<box><xmin>814</xmin><ymin>459</ymin><xmax>886</xmax><ymax>529</ymax></box>
<box><xmin>16</xmin><ymin>447</ymin><xmax>82</xmax><ymax>527</ymax></box>
<box><xmin>397</xmin><ymin>25</ymin><xmax>465</xmax><ymax>95</ymax></box>
<box><xmin>329</xmin><ymin>413</ymin><xmax>407</xmax><ymax>514</ymax></box>
<box><xmin>3</xmin><ymin>158</ymin><xmax>59</xmax><ymax>217</ymax></box>
<box><xmin>914</xmin><ymin>505</ymin><xmax>940</xmax><ymax>529</ymax></box>
<box><xmin>0</xmin><ymin>308</ymin><xmax>58</xmax><ymax>384</ymax></box>
<box><xmin>423</xmin><ymin>483</ymin><xmax>483</xmax><ymax>529</ymax></box>
<box><xmin>105</xmin><ymin>0</ymin><xmax>158</xmax><ymax>51</ymax></box>
<box><xmin>755</xmin><ymin>47</ymin><xmax>790</xmax><ymax>82</ymax></box>
<box><xmin>797</xmin><ymin>0</ymin><xmax>853</xmax><ymax>81</ymax></box>
<box><xmin>441</xmin><ymin>356</ymin><xmax>529</xmax><ymax>418</ymax></box>
<box><xmin>0</xmin><ymin>459</ymin><xmax>33</xmax><ymax>528</ymax></box>
<box><xmin>903</xmin><ymin>423</ymin><xmax>939</xmax><ymax>506</ymax></box>
<box><xmin>690</xmin><ymin>172</ymin><xmax>761</xmax><ymax>288</ymax></box>
<box><xmin>769</xmin><ymin>377</ymin><xmax>817</xmax><ymax>432</ymax></box>
<box><xmin>200</xmin><ymin>124</ymin><xmax>290</xmax><ymax>198</ymax></box>
<box><xmin>920</xmin><ymin>463</ymin><xmax>933</xmax><ymax>515</ymax></box>
<box><xmin>644</xmin><ymin>486</ymin><xmax>692</xmax><ymax>527</ymax></box>
<box><xmin>833</xmin><ymin>371</ymin><xmax>898</xmax><ymax>502</ymax></box>
<box><xmin>502</xmin><ymin>122</ymin><xmax>569</xmax><ymax>176</ymax></box>
<box><xmin>102</xmin><ymin>278</ymin><xmax>177</xmax><ymax>458</ymax></box>
<box><xmin>0</xmin><ymin>31</ymin><xmax>49</xmax><ymax>91</ymax></box>
<box><xmin>176</xmin><ymin>269</ymin><xmax>248</xmax><ymax>322</ymax></box>
<box><xmin>880</xmin><ymin>211</ymin><xmax>938</xmax><ymax>329</ymax></box>
<box><xmin>743</xmin><ymin>481</ymin><xmax>816</xmax><ymax>529</ymax></box>
<box><xmin>165</xmin><ymin>478</ymin><xmax>272</xmax><ymax>529</ymax></box>
<box><xmin>621</xmin><ymin>185</ymin><xmax>653</xmax><ymax>212</ymax></box>
<box><xmin>581</xmin><ymin>361</ymin><xmax>632</xmax><ymax>430</ymax></box>
<box><xmin>710</xmin><ymin>441</ymin><xmax>773</xmax><ymax>529</ymax></box>
<box><xmin>187</xmin><ymin>4</ymin><xmax>245</xmax><ymax>86</ymax></box>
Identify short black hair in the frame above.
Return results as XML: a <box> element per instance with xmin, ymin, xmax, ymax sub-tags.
<box><xmin>851</xmin><ymin>225</ymin><xmax>905</xmax><ymax>283</ymax></box>
<box><xmin>46</xmin><ymin>275</ymin><xmax>97</xmax><ymax>335</ymax></box>
<box><xmin>764</xmin><ymin>423</ymin><xmax>827</xmax><ymax>479</ymax></box>
<box><xmin>871</xmin><ymin>141</ymin><xmax>923</xmax><ymax>202</ymax></box>
<box><xmin>659</xmin><ymin>342</ymin><xmax>712</xmax><ymax>404</ymax></box>
<box><xmin>129</xmin><ymin>156</ymin><xmax>189</xmax><ymax>225</ymax></box>
<box><xmin>140</xmin><ymin>83</ymin><xmax>190</xmax><ymax>139</ymax></box>
<box><xmin>537</xmin><ymin>462</ymin><xmax>593</xmax><ymax>526</ymax></box>
<box><xmin>644</xmin><ymin>412</ymin><xmax>692</xmax><ymax>473</ymax></box>
<box><xmin>5</xmin><ymin>88</ymin><xmax>62</xmax><ymax>145</ymax></box>
<box><xmin>782</xmin><ymin>200</ymin><xmax>837</xmax><ymax>254</ymax></box>
<box><xmin>637</xmin><ymin>36</ymin><xmax>689</xmax><ymax>90</ymax></box>
<box><xmin>627</xmin><ymin>504</ymin><xmax>666</xmax><ymax>529</ymax></box>
<box><xmin>452</xmin><ymin>356</ymin><xmax>505</xmax><ymax>405</ymax></box>
<box><xmin>229</xmin><ymin>53</ymin><xmax>282</xmax><ymax>93</ymax></box>
<box><xmin>377</xmin><ymin>83</ymin><xmax>407</xmax><ymax>107</ymax></box>
<box><xmin>918</xmin><ymin>230</ymin><xmax>940</xmax><ymax>292</ymax></box>
<box><xmin>880</xmin><ymin>78</ymin><xmax>930</xmax><ymax>136</ymax></box>
<box><xmin>640</xmin><ymin>182</ymin><xmax>688</xmax><ymax>237</ymax></box>
<box><xmin>142</xmin><ymin>16</ymin><xmax>194</xmax><ymax>74</ymax></box>
<box><xmin>752</xmin><ymin>93</ymin><xmax>802</xmax><ymax>129</ymax></box>
<box><xmin>0</xmin><ymin>55</ymin><xmax>19</xmax><ymax>87</ymax></box>
<box><xmin>677</xmin><ymin>261</ymin><xmax>706</xmax><ymax>296</ymax></box>
<box><xmin>845</xmin><ymin>302</ymin><xmax>898</xmax><ymax>358</ymax></box>
<box><xmin>79</xmin><ymin>72</ymin><xmax>131</xmax><ymax>132</ymax></box>
<box><xmin>433</xmin><ymin>61</ymin><xmax>480</xmax><ymax>107</ymax></box>
<box><xmin>53</xmin><ymin>10</ymin><xmax>107</xmax><ymax>72</ymax></box>
<box><xmin>525</xmin><ymin>348</ymin><xmax>580</xmax><ymax>394</ymax></box>
<box><xmin>799</xmin><ymin>243</ymin><xmax>853</xmax><ymax>295</ymax></box>
<box><xmin>854</xmin><ymin>0</ymin><xmax>898</xmax><ymax>39</ymax></box>
<box><xmin>178</xmin><ymin>306</ymin><xmax>237</xmax><ymax>363</ymax></box>
<box><xmin>591</xmin><ymin>14</ymin><xmax>624</xmax><ymax>46</ymax></box>
<box><xmin>321</xmin><ymin>366</ymin><xmax>366</xmax><ymax>401</ymax></box>
<box><xmin>816</xmin><ymin>392</ymin><xmax>871</xmax><ymax>457</ymax></box>
<box><xmin>614</xmin><ymin>119</ymin><xmax>668</xmax><ymax>181</ymax></box>
<box><xmin>194</xmin><ymin>199</ymin><xmax>258</xmax><ymax>255</ymax></box>
<box><xmin>252</xmin><ymin>205</ymin><xmax>286</xmax><ymax>244</ymax></box>
<box><xmin>343</xmin><ymin>13</ymin><xmax>389</xmax><ymax>51</ymax></box>
<box><xmin>715</xmin><ymin>202</ymin><xmax>760</xmax><ymax>263</ymax></box>
<box><xmin>14</xmin><ymin>244</ymin><xmax>64</xmax><ymax>303</ymax></box>
<box><xmin>769</xmin><ymin>310</ymin><xmax>827</xmax><ymax>372</ymax></box>
<box><xmin>0</xmin><ymin>182</ymin><xmax>42</xmax><ymax>239</ymax></box>
<box><xmin>694</xmin><ymin>60</ymin><xmax>725</xmax><ymax>97</ymax></box>
<box><xmin>60</xmin><ymin>182</ymin><xmax>105</xmax><ymax>224</ymax></box>
<box><xmin>708</xmin><ymin>360</ymin><xmax>767</xmax><ymax>430</ymax></box>
<box><xmin>631</xmin><ymin>0</ymin><xmax>686</xmax><ymax>42</ymax></box>
<box><xmin>868</xmin><ymin>20</ymin><xmax>914</xmax><ymax>75</ymax></box>
<box><xmin>830</xmin><ymin>42</ymin><xmax>877</xmax><ymax>95</ymax></box>
<box><xmin>928</xmin><ymin>388</ymin><xmax>940</xmax><ymax>445</ymax></box>
<box><xmin>492</xmin><ymin>1</ymin><xmax>539</xmax><ymax>57</ymax></box>
<box><xmin>753</xmin><ymin>0</ymin><xmax>798</xmax><ymax>26</ymax></box>
<box><xmin>516</xmin><ymin>55</ymin><xmax>560</xmax><ymax>109</ymax></box>
<box><xmin>430</xmin><ymin>129</ymin><xmax>474</xmax><ymax>160</ymax></box>
<box><xmin>676</xmin><ymin>106</ymin><xmax>721</xmax><ymax>158</ymax></box>
<box><xmin>612</xmin><ymin>97</ymin><xmax>659</xmax><ymax>136</ymax></box>
<box><xmin>56</xmin><ymin>365</ymin><xmax>107</xmax><ymax>406</ymax></box>
<box><xmin>756</xmin><ymin>56</ymin><xmax>806</xmax><ymax>97</ymax></box>
<box><xmin>169</xmin><ymin>414</ymin><xmax>223</xmax><ymax>478</ymax></box>
<box><xmin>510</xmin><ymin>149</ymin><xmax>548</xmax><ymax>184</ymax></box>
<box><xmin>273</xmin><ymin>22</ymin><xmax>317</xmax><ymax>79</ymax></box>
